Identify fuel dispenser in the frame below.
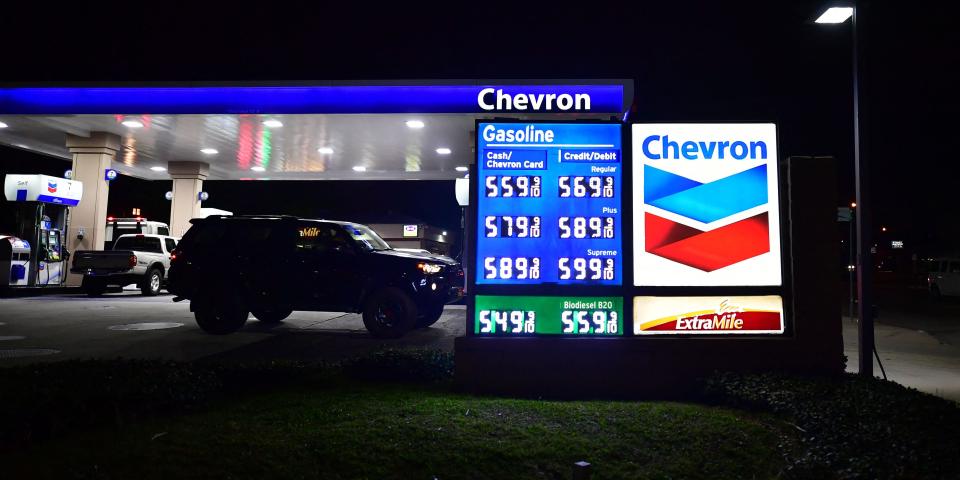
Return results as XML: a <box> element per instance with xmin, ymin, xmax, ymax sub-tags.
<box><xmin>0</xmin><ymin>235</ymin><xmax>31</xmax><ymax>286</ymax></box>
<box><xmin>2</xmin><ymin>174</ymin><xmax>83</xmax><ymax>287</ymax></box>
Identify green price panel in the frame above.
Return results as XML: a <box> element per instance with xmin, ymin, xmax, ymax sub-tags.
<box><xmin>474</xmin><ymin>295</ymin><xmax>623</xmax><ymax>336</ymax></box>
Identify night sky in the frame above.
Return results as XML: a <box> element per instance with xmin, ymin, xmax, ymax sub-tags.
<box><xmin>1</xmin><ymin>1</ymin><xmax>957</xmax><ymax>253</ymax></box>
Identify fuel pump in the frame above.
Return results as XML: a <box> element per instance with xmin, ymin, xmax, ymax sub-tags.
<box><xmin>2</xmin><ymin>174</ymin><xmax>83</xmax><ymax>287</ymax></box>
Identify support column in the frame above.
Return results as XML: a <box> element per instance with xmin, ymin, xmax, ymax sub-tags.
<box><xmin>65</xmin><ymin>132</ymin><xmax>121</xmax><ymax>286</ymax></box>
<box><xmin>168</xmin><ymin>161</ymin><xmax>209</xmax><ymax>238</ymax></box>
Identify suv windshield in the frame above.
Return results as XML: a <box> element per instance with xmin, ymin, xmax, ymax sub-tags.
<box><xmin>344</xmin><ymin>224</ymin><xmax>391</xmax><ymax>251</ymax></box>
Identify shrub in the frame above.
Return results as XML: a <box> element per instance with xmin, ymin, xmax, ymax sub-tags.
<box><xmin>0</xmin><ymin>350</ymin><xmax>451</xmax><ymax>449</ymax></box>
<box><xmin>0</xmin><ymin>359</ymin><xmax>221</xmax><ymax>449</ymax></box>
<box><xmin>341</xmin><ymin>348</ymin><xmax>454</xmax><ymax>383</ymax></box>
<box><xmin>703</xmin><ymin>372</ymin><xmax>960</xmax><ymax>479</ymax></box>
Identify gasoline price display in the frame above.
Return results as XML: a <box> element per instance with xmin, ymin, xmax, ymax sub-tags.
<box><xmin>558</xmin><ymin>176</ymin><xmax>614</xmax><ymax>198</ymax></box>
<box><xmin>558</xmin><ymin>257</ymin><xmax>616</xmax><ymax>281</ymax></box>
<box><xmin>475</xmin><ymin>122</ymin><xmax>622</xmax><ymax>286</ymax></box>
<box><xmin>485</xmin><ymin>175</ymin><xmax>542</xmax><ymax>198</ymax></box>
<box><xmin>482</xmin><ymin>256</ymin><xmax>541</xmax><ymax>280</ymax></box>
<box><xmin>484</xmin><ymin>215</ymin><xmax>542</xmax><ymax>238</ymax></box>
<box><xmin>558</xmin><ymin>216</ymin><xmax>615</xmax><ymax>239</ymax></box>
<box><xmin>474</xmin><ymin>295</ymin><xmax>623</xmax><ymax>336</ymax></box>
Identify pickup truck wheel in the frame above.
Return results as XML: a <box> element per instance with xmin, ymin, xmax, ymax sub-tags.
<box><xmin>193</xmin><ymin>295</ymin><xmax>249</xmax><ymax>334</ymax></box>
<box><xmin>251</xmin><ymin>306</ymin><xmax>293</xmax><ymax>324</ymax></box>
<box><xmin>83</xmin><ymin>279</ymin><xmax>106</xmax><ymax>297</ymax></box>
<box><xmin>141</xmin><ymin>268</ymin><xmax>163</xmax><ymax>296</ymax></box>
<box><xmin>362</xmin><ymin>287</ymin><xmax>417</xmax><ymax>338</ymax></box>
<box><xmin>415</xmin><ymin>304</ymin><xmax>444</xmax><ymax>328</ymax></box>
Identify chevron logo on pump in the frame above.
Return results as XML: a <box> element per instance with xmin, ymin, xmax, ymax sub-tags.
<box><xmin>632</xmin><ymin>124</ymin><xmax>782</xmax><ymax>287</ymax></box>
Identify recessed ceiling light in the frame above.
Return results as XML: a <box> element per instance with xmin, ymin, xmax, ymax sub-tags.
<box><xmin>262</xmin><ymin>119</ymin><xmax>283</xmax><ymax>128</ymax></box>
<box><xmin>0</xmin><ymin>121</ymin><xmax>8</xmax><ymax>128</ymax></box>
<box><xmin>455</xmin><ymin>166</ymin><xmax>469</xmax><ymax>172</ymax></box>
<box><xmin>352</xmin><ymin>166</ymin><xmax>367</xmax><ymax>172</ymax></box>
<box><xmin>250</xmin><ymin>166</ymin><xmax>266</xmax><ymax>172</ymax></box>
<box><xmin>201</xmin><ymin>148</ymin><xmax>218</xmax><ymax>155</ymax></box>
<box><xmin>317</xmin><ymin>147</ymin><xmax>334</xmax><ymax>154</ymax></box>
<box><xmin>122</xmin><ymin>119</ymin><xmax>144</xmax><ymax>128</ymax></box>
<box><xmin>436</xmin><ymin>147</ymin><xmax>452</xmax><ymax>155</ymax></box>
<box><xmin>150</xmin><ymin>166</ymin><xmax>167</xmax><ymax>172</ymax></box>
<box><xmin>406</xmin><ymin>120</ymin><xmax>425</xmax><ymax>129</ymax></box>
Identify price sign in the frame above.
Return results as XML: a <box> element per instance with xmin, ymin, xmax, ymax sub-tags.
<box><xmin>475</xmin><ymin>295</ymin><xmax>623</xmax><ymax>336</ymax></box>
<box><xmin>475</xmin><ymin>122</ymin><xmax>622</xmax><ymax>285</ymax></box>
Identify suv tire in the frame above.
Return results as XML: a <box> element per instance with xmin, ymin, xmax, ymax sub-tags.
<box><xmin>362</xmin><ymin>287</ymin><xmax>417</xmax><ymax>338</ymax></box>
<box><xmin>415</xmin><ymin>304</ymin><xmax>444</xmax><ymax>328</ymax></box>
<box><xmin>141</xmin><ymin>268</ymin><xmax>163</xmax><ymax>296</ymax></box>
<box><xmin>193</xmin><ymin>294</ymin><xmax>249</xmax><ymax>334</ymax></box>
<box><xmin>83</xmin><ymin>278</ymin><xmax>106</xmax><ymax>297</ymax></box>
<box><xmin>251</xmin><ymin>306</ymin><xmax>293</xmax><ymax>324</ymax></box>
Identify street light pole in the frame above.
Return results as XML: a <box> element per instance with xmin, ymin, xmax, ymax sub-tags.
<box><xmin>849</xmin><ymin>204</ymin><xmax>856</xmax><ymax>323</ymax></box>
<box><xmin>817</xmin><ymin>4</ymin><xmax>873</xmax><ymax>376</ymax></box>
<box><xmin>851</xmin><ymin>5</ymin><xmax>875</xmax><ymax>378</ymax></box>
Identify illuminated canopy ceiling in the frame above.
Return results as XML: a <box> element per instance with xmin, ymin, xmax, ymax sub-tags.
<box><xmin>0</xmin><ymin>81</ymin><xmax>632</xmax><ymax>181</ymax></box>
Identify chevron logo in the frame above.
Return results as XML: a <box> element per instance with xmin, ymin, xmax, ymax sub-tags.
<box><xmin>644</xmin><ymin>164</ymin><xmax>770</xmax><ymax>271</ymax></box>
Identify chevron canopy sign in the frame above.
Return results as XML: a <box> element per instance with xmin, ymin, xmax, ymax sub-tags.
<box><xmin>632</xmin><ymin>124</ymin><xmax>782</xmax><ymax>286</ymax></box>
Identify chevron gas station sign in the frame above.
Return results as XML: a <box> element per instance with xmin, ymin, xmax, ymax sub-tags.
<box><xmin>467</xmin><ymin>121</ymin><xmax>787</xmax><ymax>339</ymax></box>
<box><xmin>631</xmin><ymin>123</ymin><xmax>782</xmax><ymax>287</ymax></box>
<box><xmin>457</xmin><ymin>119</ymin><xmax>843</xmax><ymax>396</ymax></box>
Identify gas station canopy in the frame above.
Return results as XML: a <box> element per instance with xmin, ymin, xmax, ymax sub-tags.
<box><xmin>0</xmin><ymin>81</ymin><xmax>632</xmax><ymax>181</ymax></box>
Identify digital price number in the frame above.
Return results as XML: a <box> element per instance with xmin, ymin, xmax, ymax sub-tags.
<box><xmin>477</xmin><ymin>310</ymin><xmax>536</xmax><ymax>334</ymax></box>
<box><xmin>558</xmin><ymin>216</ymin><xmax>615</xmax><ymax>239</ymax></box>
<box><xmin>562</xmin><ymin>309</ymin><xmax>619</xmax><ymax>334</ymax></box>
<box><xmin>485</xmin><ymin>176</ymin><xmax>542</xmax><ymax>198</ymax></box>
<box><xmin>559</xmin><ymin>176</ymin><xmax>614</xmax><ymax>198</ymax></box>
<box><xmin>475</xmin><ymin>122</ymin><xmax>623</xmax><ymax>286</ymax></box>
<box><xmin>559</xmin><ymin>257</ymin><xmax>616</xmax><ymax>281</ymax></box>
<box><xmin>482</xmin><ymin>256</ymin><xmax>541</xmax><ymax>280</ymax></box>
<box><xmin>484</xmin><ymin>215</ymin><xmax>542</xmax><ymax>238</ymax></box>
<box><xmin>474</xmin><ymin>295</ymin><xmax>623</xmax><ymax>336</ymax></box>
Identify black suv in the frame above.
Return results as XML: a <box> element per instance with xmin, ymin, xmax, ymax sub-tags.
<box><xmin>167</xmin><ymin>216</ymin><xmax>463</xmax><ymax>337</ymax></box>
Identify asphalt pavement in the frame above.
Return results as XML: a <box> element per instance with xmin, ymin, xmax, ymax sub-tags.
<box><xmin>2</xmin><ymin>283</ymin><xmax>958</xmax><ymax>401</ymax></box>
<box><xmin>0</xmin><ymin>290</ymin><xmax>464</xmax><ymax>365</ymax></box>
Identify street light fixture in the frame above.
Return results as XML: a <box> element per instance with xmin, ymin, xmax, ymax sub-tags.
<box><xmin>815</xmin><ymin>7</ymin><xmax>854</xmax><ymax>24</ymax></box>
<box><xmin>816</xmin><ymin>3</ymin><xmax>875</xmax><ymax>377</ymax></box>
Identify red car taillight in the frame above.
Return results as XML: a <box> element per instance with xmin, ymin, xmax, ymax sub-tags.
<box><xmin>129</xmin><ymin>254</ymin><xmax>138</xmax><ymax>268</ymax></box>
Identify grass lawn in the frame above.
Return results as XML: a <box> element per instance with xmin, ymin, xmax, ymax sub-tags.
<box><xmin>4</xmin><ymin>379</ymin><xmax>789</xmax><ymax>480</ymax></box>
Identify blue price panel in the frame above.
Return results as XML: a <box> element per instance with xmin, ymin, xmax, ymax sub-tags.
<box><xmin>475</xmin><ymin>122</ymin><xmax>622</xmax><ymax>285</ymax></box>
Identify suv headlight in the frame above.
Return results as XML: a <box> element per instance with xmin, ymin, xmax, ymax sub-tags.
<box><xmin>417</xmin><ymin>263</ymin><xmax>443</xmax><ymax>274</ymax></box>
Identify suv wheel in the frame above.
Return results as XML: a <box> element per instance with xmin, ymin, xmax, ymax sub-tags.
<box><xmin>193</xmin><ymin>294</ymin><xmax>249</xmax><ymax>334</ymax></box>
<box><xmin>251</xmin><ymin>306</ymin><xmax>293</xmax><ymax>324</ymax></box>
<box><xmin>83</xmin><ymin>278</ymin><xmax>106</xmax><ymax>297</ymax></box>
<box><xmin>141</xmin><ymin>268</ymin><xmax>163</xmax><ymax>296</ymax></box>
<box><xmin>415</xmin><ymin>304</ymin><xmax>445</xmax><ymax>328</ymax></box>
<box><xmin>362</xmin><ymin>287</ymin><xmax>417</xmax><ymax>338</ymax></box>
<box><xmin>930</xmin><ymin>284</ymin><xmax>942</xmax><ymax>300</ymax></box>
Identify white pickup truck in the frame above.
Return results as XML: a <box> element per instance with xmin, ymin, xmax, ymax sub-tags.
<box><xmin>71</xmin><ymin>234</ymin><xmax>178</xmax><ymax>296</ymax></box>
